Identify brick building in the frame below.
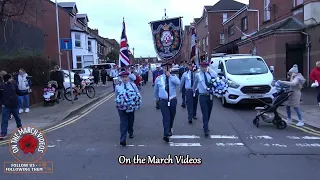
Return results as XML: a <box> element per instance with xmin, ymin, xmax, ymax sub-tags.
<box><xmin>195</xmin><ymin>0</ymin><xmax>246</xmax><ymax>61</ymax></box>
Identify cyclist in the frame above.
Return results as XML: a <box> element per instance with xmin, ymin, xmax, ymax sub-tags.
<box><xmin>73</xmin><ymin>71</ymin><xmax>82</xmax><ymax>100</ymax></box>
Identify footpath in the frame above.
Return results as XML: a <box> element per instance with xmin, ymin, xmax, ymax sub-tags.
<box><xmin>6</xmin><ymin>85</ymin><xmax>113</xmax><ymax>133</ymax></box>
<box><xmin>278</xmin><ymin>88</ymin><xmax>320</xmax><ymax>130</ymax></box>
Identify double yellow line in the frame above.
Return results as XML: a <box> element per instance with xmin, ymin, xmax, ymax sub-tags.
<box><xmin>289</xmin><ymin>124</ymin><xmax>320</xmax><ymax>136</ymax></box>
<box><xmin>0</xmin><ymin>93</ymin><xmax>114</xmax><ymax>146</ymax></box>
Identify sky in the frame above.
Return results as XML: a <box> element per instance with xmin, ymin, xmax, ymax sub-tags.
<box><xmin>56</xmin><ymin>0</ymin><xmax>248</xmax><ymax>58</ymax></box>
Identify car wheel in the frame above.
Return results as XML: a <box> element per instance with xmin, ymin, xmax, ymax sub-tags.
<box><xmin>221</xmin><ymin>96</ymin><xmax>229</xmax><ymax>107</ymax></box>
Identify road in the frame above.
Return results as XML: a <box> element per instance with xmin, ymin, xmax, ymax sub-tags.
<box><xmin>1</xmin><ymin>83</ymin><xmax>320</xmax><ymax>180</ymax></box>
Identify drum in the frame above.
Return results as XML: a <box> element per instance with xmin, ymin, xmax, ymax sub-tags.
<box><xmin>113</xmin><ymin>77</ymin><xmax>120</xmax><ymax>85</ymax></box>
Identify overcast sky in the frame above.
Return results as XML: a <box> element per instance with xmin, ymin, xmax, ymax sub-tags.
<box><xmin>56</xmin><ymin>0</ymin><xmax>248</xmax><ymax>57</ymax></box>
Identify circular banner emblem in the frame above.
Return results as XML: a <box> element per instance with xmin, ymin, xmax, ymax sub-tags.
<box><xmin>9</xmin><ymin>125</ymin><xmax>48</xmax><ymax>162</ymax></box>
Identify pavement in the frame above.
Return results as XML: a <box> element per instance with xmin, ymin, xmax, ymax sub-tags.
<box><xmin>5</xmin><ymin>84</ymin><xmax>113</xmax><ymax>134</ymax></box>
<box><xmin>278</xmin><ymin>88</ymin><xmax>320</xmax><ymax>130</ymax></box>
<box><xmin>0</xmin><ymin>81</ymin><xmax>320</xmax><ymax>179</ymax></box>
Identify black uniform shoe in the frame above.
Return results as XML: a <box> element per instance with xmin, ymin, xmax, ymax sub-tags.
<box><xmin>129</xmin><ymin>134</ymin><xmax>134</xmax><ymax>139</ymax></box>
<box><xmin>193</xmin><ymin>116</ymin><xmax>197</xmax><ymax>120</ymax></box>
<box><xmin>163</xmin><ymin>136</ymin><xmax>170</xmax><ymax>142</ymax></box>
<box><xmin>188</xmin><ymin>120</ymin><xmax>192</xmax><ymax>124</ymax></box>
<box><xmin>181</xmin><ymin>104</ymin><xmax>186</xmax><ymax>108</ymax></box>
<box><xmin>168</xmin><ymin>132</ymin><xmax>172</xmax><ymax>136</ymax></box>
<box><xmin>120</xmin><ymin>141</ymin><xmax>126</xmax><ymax>146</ymax></box>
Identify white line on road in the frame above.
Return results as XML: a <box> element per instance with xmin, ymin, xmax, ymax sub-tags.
<box><xmin>170</xmin><ymin>135</ymin><xmax>200</xmax><ymax>139</ymax></box>
<box><xmin>169</xmin><ymin>143</ymin><xmax>201</xmax><ymax>147</ymax></box>
<box><xmin>215</xmin><ymin>143</ymin><xmax>244</xmax><ymax>146</ymax></box>
<box><xmin>249</xmin><ymin>135</ymin><xmax>273</xmax><ymax>139</ymax></box>
<box><xmin>261</xmin><ymin>143</ymin><xmax>287</xmax><ymax>147</ymax></box>
<box><xmin>296</xmin><ymin>143</ymin><xmax>320</xmax><ymax>147</ymax></box>
<box><xmin>48</xmin><ymin>145</ymin><xmax>56</xmax><ymax>148</ymax></box>
<box><xmin>286</xmin><ymin>136</ymin><xmax>320</xmax><ymax>140</ymax></box>
<box><xmin>126</xmin><ymin>145</ymin><xmax>146</xmax><ymax>147</ymax></box>
<box><xmin>210</xmin><ymin>135</ymin><xmax>238</xmax><ymax>139</ymax></box>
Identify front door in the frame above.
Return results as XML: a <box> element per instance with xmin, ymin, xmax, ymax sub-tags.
<box><xmin>285</xmin><ymin>43</ymin><xmax>304</xmax><ymax>76</ymax></box>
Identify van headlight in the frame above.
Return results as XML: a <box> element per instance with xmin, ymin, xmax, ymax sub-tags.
<box><xmin>228</xmin><ymin>80</ymin><xmax>240</xmax><ymax>89</ymax></box>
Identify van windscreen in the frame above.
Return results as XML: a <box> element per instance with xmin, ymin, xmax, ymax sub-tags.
<box><xmin>225</xmin><ymin>58</ymin><xmax>268</xmax><ymax>75</ymax></box>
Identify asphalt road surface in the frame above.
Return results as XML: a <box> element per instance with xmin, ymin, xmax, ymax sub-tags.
<box><xmin>1</xmin><ymin>82</ymin><xmax>320</xmax><ymax>180</ymax></box>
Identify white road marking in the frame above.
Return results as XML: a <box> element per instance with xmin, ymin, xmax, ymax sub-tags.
<box><xmin>249</xmin><ymin>135</ymin><xmax>273</xmax><ymax>139</ymax></box>
<box><xmin>215</xmin><ymin>143</ymin><xmax>244</xmax><ymax>146</ymax></box>
<box><xmin>48</xmin><ymin>145</ymin><xmax>56</xmax><ymax>148</ymax></box>
<box><xmin>169</xmin><ymin>143</ymin><xmax>201</xmax><ymax>147</ymax></box>
<box><xmin>296</xmin><ymin>143</ymin><xmax>320</xmax><ymax>147</ymax></box>
<box><xmin>261</xmin><ymin>143</ymin><xmax>287</xmax><ymax>147</ymax></box>
<box><xmin>286</xmin><ymin>136</ymin><xmax>320</xmax><ymax>140</ymax></box>
<box><xmin>170</xmin><ymin>135</ymin><xmax>200</xmax><ymax>139</ymax></box>
<box><xmin>210</xmin><ymin>135</ymin><xmax>238</xmax><ymax>139</ymax></box>
<box><xmin>123</xmin><ymin>145</ymin><xmax>146</xmax><ymax>147</ymax></box>
<box><xmin>286</xmin><ymin>136</ymin><xmax>301</xmax><ymax>139</ymax></box>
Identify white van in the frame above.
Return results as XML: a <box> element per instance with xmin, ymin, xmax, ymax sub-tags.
<box><xmin>210</xmin><ymin>54</ymin><xmax>277</xmax><ymax>107</ymax></box>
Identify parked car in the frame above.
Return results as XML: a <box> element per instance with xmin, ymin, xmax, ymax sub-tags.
<box><xmin>62</xmin><ymin>69</ymin><xmax>91</xmax><ymax>89</ymax></box>
<box><xmin>71</xmin><ymin>68</ymin><xmax>93</xmax><ymax>81</ymax></box>
<box><xmin>84</xmin><ymin>63</ymin><xmax>116</xmax><ymax>80</ymax></box>
<box><xmin>210</xmin><ymin>54</ymin><xmax>277</xmax><ymax>107</ymax></box>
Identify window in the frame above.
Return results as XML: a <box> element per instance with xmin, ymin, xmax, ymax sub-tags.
<box><xmin>264</xmin><ymin>0</ymin><xmax>271</xmax><ymax>21</ymax></box>
<box><xmin>206</xmin><ymin>36</ymin><xmax>208</xmax><ymax>46</ymax></box>
<box><xmin>220</xmin><ymin>33</ymin><xmax>225</xmax><ymax>44</ymax></box>
<box><xmin>205</xmin><ymin>16</ymin><xmax>208</xmax><ymax>26</ymax></box>
<box><xmin>223</xmin><ymin>13</ymin><xmax>228</xmax><ymax>23</ymax></box>
<box><xmin>293</xmin><ymin>0</ymin><xmax>303</xmax><ymax>7</ymax></box>
<box><xmin>75</xmin><ymin>33</ymin><xmax>81</xmax><ymax>47</ymax></box>
<box><xmin>241</xmin><ymin>16</ymin><xmax>248</xmax><ymax>31</ymax></box>
<box><xmin>228</xmin><ymin>25</ymin><xmax>234</xmax><ymax>36</ymax></box>
<box><xmin>225</xmin><ymin>58</ymin><xmax>269</xmax><ymax>75</ymax></box>
<box><xmin>202</xmin><ymin>38</ymin><xmax>205</xmax><ymax>51</ymax></box>
<box><xmin>76</xmin><ymin>56</ymin><xmax>82</xmax><ymax>68</ymax></box>
<box><xmin>88</xmin><ymin>41</ymin><xmax>92</xmax><ymax>52</ymax></box>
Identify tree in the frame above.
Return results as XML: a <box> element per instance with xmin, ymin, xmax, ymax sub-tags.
<box><xmin>106</xmin><ymin>51</ymin><xmax>119</xmax><ymax>62</ymax></box>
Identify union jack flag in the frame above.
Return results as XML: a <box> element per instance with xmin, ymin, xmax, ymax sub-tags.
<box><xmin>119</xmin><ymin>18</ymin><xmax>130</xmax><ymax>67</ymax></box>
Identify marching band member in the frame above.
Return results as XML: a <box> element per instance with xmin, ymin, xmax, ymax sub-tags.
<box><xmin>115</xmin><ymin>71</ymin><xmax>140</xmax><ymax>146</ymax></box>
<box><xmin>110</xmin><ymin>65</ymin><xmax>119</xmax><ymax>91</ymax></box>
<box><xmin>128</xmin><ymin>66</ymin><xmax>137</xmax><ymax>82</ymax></box>
<box><xmin>152</xmin><ymin>64</ymin><xmax>164</xmax><ymax>109</ymax></box>
<box><xmin>180</xmin><ymin>62</ymin><xmax>199</xmax><ymax>124</ymax></box>
<box><xmin>179</xmin><ymin>61</ymin><xmax>188</xmax><ymax>108</ymax></box>
<box><xmin>154</xmin><ymin>62</ymin><xmax>180</xmax><ymax>142</ymax></box>
<box><xmin>193</xmin><ymin>62</ymin><xmax>216</xmax><ymax>137</ymax></box>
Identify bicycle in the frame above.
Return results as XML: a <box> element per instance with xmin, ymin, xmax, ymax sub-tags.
<box><xmin>64</xmin><ymin>80</ymin><xmax>95</xmax><ymax>101</ymax></box>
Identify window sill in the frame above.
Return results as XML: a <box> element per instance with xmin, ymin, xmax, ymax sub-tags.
<box><xmin>291</xmin><ymin>4</ymin><xmax>304</xmax><ymax>11</ymax></box>
<box><xmin>74</xmin><ymin>47</ymin><xmax>82</xmax><ymax>49</ymax></box>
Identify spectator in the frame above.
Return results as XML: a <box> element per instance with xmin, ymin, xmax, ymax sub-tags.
<box><xmin>0</xmin><ymin>74</ymin><xmax>27</xmax><ymax>140</ymax></box>
<box><xmin>280</xmin><ymin>65</ymin><xmax>306</xmax><ymax>126</ymax></box>
<box><xmin>17</xmin><ymin>68</ymin><xmax>31</xmax><ymax>113</ymax></box>
<box><xmin>110</xmin><ymin>65</ymin><xmax>119</xmax><ymax>91</ymax></box>
<box><xmin>92</xmin><ymin>66</ymin><xmax>100</xmax><ymax>86</ymax></box>
<box><xmin>49</xmin><ymin>65</ymin><xmax>65</xmax><ymax>100</ymax></box>
<box><xmin>101</xmin><ymin>67</ymin><xmax>107</xmax><ymax>86</ymax></box>
<box><xmin>310</xmin><ymin>61</ymin><xmax>320</xmax><ymax>106</ymax></box>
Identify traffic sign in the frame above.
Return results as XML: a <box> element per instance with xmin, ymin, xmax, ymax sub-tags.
<box><xmin>60</xmin><ymin>38</ymin><xmax>72</xmax><ymax>50</ymax></box>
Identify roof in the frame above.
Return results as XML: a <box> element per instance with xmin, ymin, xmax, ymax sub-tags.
<box><xmin>57</xmin><ymin>2</ymin><xmax>76</xmax><ymax>7</ymax></box>
<box><xmin>206</xmin><ymin>0</ymin><xmax>246</xmax><ymax>11</ymax></box>
<box><xmin>194</xmin><ymin>18</ymin><xmax>200</xmax><ymax>23</ymax></box>
<box><xmin>76</xmin><ymin>13</ymin><xmax>89</xmax><ymax>22</ymax></box>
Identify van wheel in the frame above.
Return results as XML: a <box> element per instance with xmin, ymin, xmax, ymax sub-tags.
<box><xmin>221</xmin><ymin>97</ymin><xmax>229</xmax><ymax>107</ymax></box>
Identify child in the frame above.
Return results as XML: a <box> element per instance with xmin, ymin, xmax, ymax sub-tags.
<box><xmin>43</xmin><ymin>83</ymin><xmax>56</xmax><ymax>101</ymax></box>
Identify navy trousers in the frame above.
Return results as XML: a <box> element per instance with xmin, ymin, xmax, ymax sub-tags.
<box><xmin>1</xmin><ymin>107</ymin><xmax>22</xmax><ymax>135</ymax></box>
<box><xmin>159</xmin><ymin>98</ymin><xmax>177</xmax><ymax>137</ymax></box>
<box><xmin>185</xmin><ymin>90</ymin><xmax>199</xmax><ymax>121</ymax></box>
<box><xmin>181</xmin><ymin>87</ymin><xmax>186</xmax><ymax>106</ymax></box>
<box><xmin>199</xmin><ymin>95</ymin><xmax>213</xmax><ymax>133</ymax></box>
<box><xmin>118</xmin><ymin>110</ymin><xmax>135</xmax><ymax>142</ymax></box>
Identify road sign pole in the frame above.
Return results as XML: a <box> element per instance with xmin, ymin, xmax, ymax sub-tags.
<box><xmin>65</xmin><ymin>42</ymin><xmax>74</xmax><ymax>104</ymax></box>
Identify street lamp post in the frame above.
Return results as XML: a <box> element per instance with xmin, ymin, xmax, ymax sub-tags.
<box><xmin>55</xmin><ymin>0</ymin><xmax>62</xmax><ymax>68</ymax></box>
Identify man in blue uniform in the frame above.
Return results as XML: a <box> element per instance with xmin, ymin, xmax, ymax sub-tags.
<box><xmin>193</xmin><ymin>62</ymin><xmax>216</xmax><ymax>137</ymax></box>
<box><xmin>180</xmin><ymin>63</ymin><xmax>199</xmax><ymax>124</ymax></box>
<box><xmin>179</xmin><ymin>61</ymin><xmax>188</xmax><ymax>108</ymax></box>
<box><xmin>115</xmin><ymin>71</ymin><xmax>140</xmax><ymax>146</ymax></box>
<box><xmin>128</xmin><ymin>66</ymin><xmax>137</xmax><ymax>82</ymax></box>
<box><xmin>152</xmin><ymin>64</ymin><xmax>164</xmax><ymax>109</ymax></box>
<box><xmin>154</xmin><ymin>62</ymin><xmax>180</xmax><ymax>142</ymax></box>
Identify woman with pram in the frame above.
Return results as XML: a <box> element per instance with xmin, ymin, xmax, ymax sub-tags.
<box><xmin>279</xmin><ymin>65</ymin><xmax>305</xmax><ymax>127</ymax></box>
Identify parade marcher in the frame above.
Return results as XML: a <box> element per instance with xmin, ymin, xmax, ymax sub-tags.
<box><xmin>193</xmin><ymin>62</ymin><xmax>216</xmax><ymax>137</ymax></box>
<box><xmin>128</xmin><ymin>66</ymin><xmax>137</xmax><ymax>82</ymax></box>
<box><xmin>154</xmin><ymin>62</ymin><xmax>180</xmax><ymax>142</ymax></box>
<box><xmin>153</xmin><ymin>65</ymin><xmax>164</xmax><ymax>109</ymax></box>
<box><xmin>180</xmin><ymin>63</ymin><xmax>199</xmax><ymax>124</ymax></box>
<box><xmin>141</xmin><ymin>64</ymin><xmax>148</xmax><ymax>85</ymax></box>
<box><xmin>179</xmin><ymin>61</ymin><xmax>188</xmax><ymax>108</ymax></box>
<box><xmin>110</xmin><ymin>65</ymin><xmax>119</xmax><ymax>91</ymax></box>
<box><xmin>115</xmin><ymin>71</ymin><xmax>140</xmax><ymax>146</ymax></box>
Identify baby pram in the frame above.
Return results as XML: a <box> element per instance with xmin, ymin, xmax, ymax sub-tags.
<box><xmin>43</xmin><ymin>81</ymin><xmax>58</xmax><ymax>106</ymax></box>
<box><xmin>253</xmin><ymin>82</ymin><xmax>292</xmax><ymax>130</ymax></box>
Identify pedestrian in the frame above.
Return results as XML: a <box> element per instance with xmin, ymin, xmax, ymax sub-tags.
<box><xmin>0</xmin><ymin>71</ymin><xmax>13</xmax><ymax>120</ymax></box>
<box><xmin>110</xmin><ymin>65</ymin><xmax>119</xmax><ymax>91</ymax></box>
<box><xmin>0</xmin><ymin>74</ymin><xmax>27</xmax><ymax>140</ymax></box>
<box><xmin>154</xmin><ymin>62</ymin><xmax>180</xmax><ymax>142</ymax></box>
<box><xmin>92</xmin><ymin>66</ymin><xmax>100</xmax><ymax>86</ymax></box>
<box><xmin>179</xmin><ymin>61</ymin><xmax>188</xmax><ymax>108</ymax></box>
<box><xmin>115</xmin><ymin>71</ymin><xmax>140</xmax><ymax>146</ymax></box>
<box><xmin>310</xmin><ymin>61</ymin><xmax>320</xmax><ymax>106</ymax></box>
<box><xmin>17</xmin><ymin>68</ymin><xmax>31</xmax><ymax>113</ymax></box>
<box><xmin>280</xmin><ymin>65</ymin><xmax>306</xmax><ymax>126</ymax></box>
<box><xmin>101</xmin><ymin>67</ymin><xmax>107</xmax><ymax>86</ymax></box>
<box><xmin>180</xmin><ymin>63</ymin><xmax>199</xmax><ymax>124</ymax></box>
<box><xmin>49</xmin><ymin>65</ymin><xmax>65</xmax><ymax>101</ymax></box>
<box><xmin>193</xmin><ymin>62</ymin><xmax>216</xmax><ymax>137</ymax></box>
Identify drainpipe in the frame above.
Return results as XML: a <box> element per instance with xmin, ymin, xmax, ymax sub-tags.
<box><xmin>301</xmin><ymin>31</ymin><xmax>311</xmax><ymax>87</ymax></box>
<box><xmin>247</xmin><ymin>9</ymin><xmax>259</xmax><ymax>31</ymax></box>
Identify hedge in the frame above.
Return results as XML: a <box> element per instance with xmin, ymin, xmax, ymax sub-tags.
<box><xmin>0</xmin><ymin>56</ymin><xmax>57</xmax><ymax>85</ymax></box>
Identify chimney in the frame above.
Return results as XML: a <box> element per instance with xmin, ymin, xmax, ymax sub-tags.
<box><xmin>92</xmin><ymin>29</ymin><xmax>99</xmax><ymax>35</ymax></box>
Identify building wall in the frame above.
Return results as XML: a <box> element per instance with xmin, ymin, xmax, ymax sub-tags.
<box><xmin>42</xmin><ymin>0</ymin><xmax>71</xmax><ymax>69</ymax></box>
<box><xmin>196</xmin><ymin>16</ymin><xmax>208</xmax><ymax>58</ymax></box>
<box><xmin>305</xmin><ymin>24</ymin><xmax>320</xmax><ymax>72</ymax></box>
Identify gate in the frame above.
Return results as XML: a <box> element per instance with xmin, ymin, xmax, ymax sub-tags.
<box><xmin>285</xmin><ymin>43</ymin><xmax>305</xmax><ymax>75</ymax></box>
